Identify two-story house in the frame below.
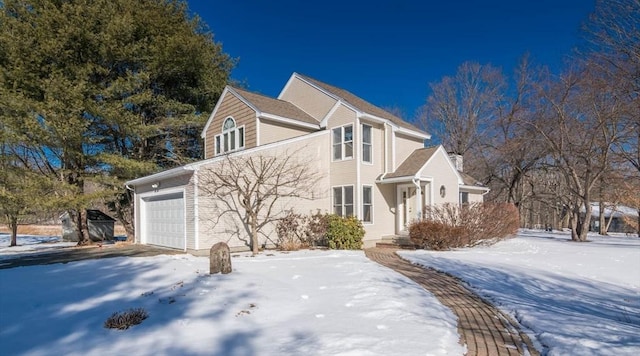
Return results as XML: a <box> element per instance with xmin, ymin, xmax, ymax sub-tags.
<box><xmin>126</xmin><ymin>73</ymin><xmax>488</xmax><ymax>252</ymax></box>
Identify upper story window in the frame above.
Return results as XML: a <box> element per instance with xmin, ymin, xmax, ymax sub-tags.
<box><xmin>362</xmin><ymin>124</ymin><xmax>372</xmax><ymax>163</ymax></box>
<box><xmin>332</xmin><ymin>125</ymin><xmax>353</xmax><ymax>161</ymax></box>
<box><xmin>215</xmin><ymin>117</ymin><xmax>244</xmax><ymax>155</ymax></box>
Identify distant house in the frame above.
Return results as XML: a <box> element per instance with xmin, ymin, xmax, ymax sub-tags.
<box><xmin>588</xmin><ymin>203</ymin><xmax>639</xmax><ymax>234</ymax></box>
<box><xmin>125</xmin><ymin>73</ymin><xmax>488</xmax><ymax>252</ymax></box>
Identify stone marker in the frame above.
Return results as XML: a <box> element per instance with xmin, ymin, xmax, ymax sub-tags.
<box><xmin>210</xmin><ymin>242</ymin><xmax>232</xmax><ymax>274</ymax></box>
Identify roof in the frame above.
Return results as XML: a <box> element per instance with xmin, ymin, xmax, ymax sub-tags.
<box><xmin>86</xmin><ymin>210</ymin><xmax>115</xmax><ymax>221</ymax></box>
<box><xmin>231</xmin><ymin>87</ymin><xmax>319</xmax><ymax>126</ymax></box>
<box><xmin>385</xmin><ymin>146</ymin><xmax>439</xmax><ymax>179</ymax></box>
<box><xmin>295</xmin><ymin>74</ymin><xmax>426</xmax><ymax>134</ymax></box>
<box><xmin>459</xmin><ymin>172</ymin><xmax>485</xmax><ymax>187</ymax></box>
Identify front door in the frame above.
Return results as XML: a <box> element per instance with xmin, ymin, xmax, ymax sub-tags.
<box><xmin>398</xmin><ymin>185</ymin><xmax>417</xmax><ymax>233</ymax></box>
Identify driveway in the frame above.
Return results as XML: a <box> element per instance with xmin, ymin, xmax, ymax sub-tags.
<box><xmin>0</xmin><ymin>243</ymin><xmax>183</xmax><ymax>269</ymax></box>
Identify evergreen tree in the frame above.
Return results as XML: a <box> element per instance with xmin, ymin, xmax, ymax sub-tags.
<box><xmin>0</xmin><ymin>0</ymin><xmax>234</xmax><ymax>243</ymax></box>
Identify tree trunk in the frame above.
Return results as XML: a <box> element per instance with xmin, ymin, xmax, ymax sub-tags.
<box><xmin>76</xmin><ymin>209</ymin><xmax>91</xmax><ymax>246</ymax></box>
<box><xmin>569</xmin><ymin>208</ymin><xmax>580</xmax><ymax>241</ymax></box>
<box><xmin>599</xmin><ymin>200</ymin><xmax>607</xmax><ymax>235</ymax></box>
<box><xmin>9</xmin><ymin>215</ymin><xmax>18</xmax><ymax>247</ymax></box>
<box><xmin>250</xmin><ymin>214</ymin><xmax>259</xmax><ymax>255</ymax></box>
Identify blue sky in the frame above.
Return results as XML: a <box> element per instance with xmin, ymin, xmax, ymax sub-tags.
<box><xmin>187</xmin><ymin>0</ymin><xmax>595</xmax><ymax>120</ymax></box>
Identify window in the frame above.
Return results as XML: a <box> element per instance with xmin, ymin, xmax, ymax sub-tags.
<box><xmin>362</xmin><ymin>124</ymin><xmax>372</xmax><ymax>163</ymax></box>
<box><xmin>215</xmin><ymin>117</ymin><xmax>244</xmax><ymax>155</ymax></box>
<box><xmin>460</xmin><ymin>192</ymin><xmax>469</xmax><ymax>205</ymax></box>
<box><xmin>332</xmin><ymin>125</ymin><xmax>353</xmax><ymax>160</ymax></box>
<box><xmin>362</xmin><ymin>185</ymin><xmax>373</xmax><ymax>223</ymax></box>
<box><xmin>333</xmin><ymin>186</ymin><xmax>354</xmax><ymax>217</ymax></box>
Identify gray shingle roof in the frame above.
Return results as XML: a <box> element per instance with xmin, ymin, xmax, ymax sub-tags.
<box><xmin>385</xmin><ymin>146</ymin><xmax>439</xmax><ymax>178</ymax></box>
<box><xmin>231</xmin><ymin>87</ymin><xmax>320</xmax><ymax>126</ymax></box>
<box><xmin>296</xmin><ymin>74</ymin><xmax>426</xmax><ymax>134</ymax></box>
<box><xmin>460</xmin><ymin>171</ymin><xmax>485</xmax><ymax>187</ymax></box>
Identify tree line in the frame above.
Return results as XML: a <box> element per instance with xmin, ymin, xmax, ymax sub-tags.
<box><xmin>421</xmin><ymin>0</ymin><xmax>639</xmax><ymax>240</ymax></box>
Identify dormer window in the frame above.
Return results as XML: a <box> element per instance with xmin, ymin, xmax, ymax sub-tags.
<box><xmin>215</xmin><ymin>117</ymin><xmax>244</xmax><ymax>155</ymax></box>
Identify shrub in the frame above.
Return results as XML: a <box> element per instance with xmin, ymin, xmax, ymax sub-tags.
<box><xmin>326</xmin><ymin>215</ymin><xmax>364</xmax><ymax>250</ymax></box>
<box><xmin>276</xmin><ymin>211</ymin><xmax>307</xmax><ymax>251</ymax></box>
<box><xmin>410</xmin><ymin>203</ymin><xmax>519</xmax><ymax>250</ymax></box>
<box><xmin>104</xmin><ymin>308</ymin><xmax>149</xmax><ymax>330</ymax></box>
<box><xmin>276</xmin><ymin>211</ymin><xmax>330</xmax><ymax>250</ymax></box>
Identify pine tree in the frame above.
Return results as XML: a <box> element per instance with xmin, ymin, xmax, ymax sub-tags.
<box><xmin>0</xmin><ymin>0</ymin><xmax>234</xmax><ymax>243</ymax></box>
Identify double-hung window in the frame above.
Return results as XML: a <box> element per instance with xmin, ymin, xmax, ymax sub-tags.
<box><xmin>332</xmin><ymin>125</ymin><xmax>353</xmax><ymax>160</ymax></box>
<box><xmin>333</xmin><ymin>186</ymin><xmax>354</xmax><ymax>217</ymax></box>
<box><xmin>362</xmin><ymin>185</ymin><xmax>373</xmax><ymax>223</ymax></box>
<box><xmin>362</xmin><ymin>124</ymin><xmax>372</xmax><ymax>163</ymax></box>
<box><xmin>215</xmin><ymin>117</ymin><xmax>244</xmax><ymax>155</ymax></box>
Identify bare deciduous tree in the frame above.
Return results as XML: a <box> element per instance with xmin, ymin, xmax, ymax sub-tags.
<box><xmin>198</xmin><ymin>151</ymin><xmax>321</xmax><ymax>255</ymax></box>
<box><xmin>527</xmin><ymin>62</ymin><xmax>629</xmax><ymax>241</ymax></box>
<box><xmin>421</xmin><ymin>61</ymin><xmax>506</xmax><ymax>156</ymax></box>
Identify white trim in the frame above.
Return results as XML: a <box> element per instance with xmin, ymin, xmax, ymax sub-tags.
<box><xmin>193</xmin><ymin>170</ymin><xmax>199</xmax><ymax>250</ymax></box>
<box><xmin>201</xmin><ymin>87</ymin><xmax>230</xmax><ymax>138</ymax></box>
<box><xmin>320</xmin><ymin>101</ymin><xmax>341</xmax><ymax>128</ymax></box>
<box><xmin>460</xmin><ymin>184</ymin><xmax>490</xmax><ymax>192</ymax></box>
<box><xmin>259</xmin><ymin>113</ymin><xmax>320</xmax><ymax>130</ymax></box>
<box><xmin>396</xmin><ymin>126</ymin><xmax>431</xmax><ymax>140</ymax></box>
<box><xmin>362</xmin><ymin>185</ymin><xmax>374</xmax><ymax>225</ymax></box>
<box><xmin>138</xmin><ymin>187</ymin><xmax>187</xmax><ymax>252</ymax></box>
<box><xmin>126</xmin><ymin>166</ymin><xmax>191</xmax><ymax>186</ymax></box>
<box><xmin>190</xmin><ymin>130</ymin><xmax>330</xmax><ymax>169</ymax></box>
<box><xmin>256</xmin><ymin>117</ymin><xmax>261</xmax><ymax>146</ymax></box>
<box><xmin>355</xmin><ymin>118</ymin><xmax>361</xmax><ymax>219</ymax></box>
<box><xmin>331</xmin><ymin>124</ymin><xmax>354</xmax><ymax>162</ymax></box>
<box><xmin>361</xmin><ymin>123</ymin><xmax>373</xmax><ymax>165</ymax></box>
<box><xmin>332</xmin><ymin>185</ymin><xmax>355</xmax><ymax>217</ymax></box>
<box><xmin>416</xmin><ymin>145</ymin><xmax>464</xmax><ymax>185</ymax></box>
<box><xmin>359</xmin><ymin>113</ymin><xmax>431</xmax><ymax>140</ymax></box>
<box><xmin>391</xmin><ymin>126</ymin><xmax>396</xmax><ymax>170</ymax></box>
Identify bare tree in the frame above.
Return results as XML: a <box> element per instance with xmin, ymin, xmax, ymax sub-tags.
<box><xmin>527</xmin><ymin>61</ymin><xmax>629</xmax><ymax>241</ymax></box>
<box><xmin>198</xmin><ymin>151</ymin><xmax>321</xmax><ymax>255</ymax></box>
<box><xmin>421</xmin><ymin>61</ymin><xmax>506</xmax><ymax>156</ymax></box>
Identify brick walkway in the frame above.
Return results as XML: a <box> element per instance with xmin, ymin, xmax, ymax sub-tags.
<box><xmin>365</xmin><ymin>248</ymin><xmax>540</xmax><ymax>356</ymax></box>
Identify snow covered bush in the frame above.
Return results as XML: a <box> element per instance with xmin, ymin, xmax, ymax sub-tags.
<box><xmin>326</xmin><ymin>215</ymin><xmax>364</xmax><ymax>250</ymax></box>
<box><xmin>104</xmin><ymin>308</ymin><xmax>149</xmax><ymax>330</ymax></box>
<box><xmin>410</xmin><ymin>203</ymin><xmax>519</xmax><ymax>250</ymax></box>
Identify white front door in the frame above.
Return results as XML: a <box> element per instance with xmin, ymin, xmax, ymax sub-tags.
<box><xmin>398</xmin><ymin>185</ymin><xmax>417</xmax><ymax>233</ymax></box>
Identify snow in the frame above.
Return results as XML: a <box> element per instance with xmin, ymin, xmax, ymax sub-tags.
<box><xmin>0</xmin><ymin>239</ymin><xmax>463</xmax><ymax>356</ymax></box>
<box><xmin>3</xmin><ymin>230</ymin><xmax>638</xmax><ymax>355</ymax></box>
<box><xmin>0</xmin><ymin>234</ymin><xmax>76</xmax><ymax>261</ymax></box>
<box><xmin>399</xmin><ymin>230</ymin><xmax>640</xmax><ymax>356</ymax></box>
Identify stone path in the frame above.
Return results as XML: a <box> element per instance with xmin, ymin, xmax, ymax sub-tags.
<box><xmin>365</xmin><ymin>248</ymin><xmax>540</xmax><ymax>356</ymax></box>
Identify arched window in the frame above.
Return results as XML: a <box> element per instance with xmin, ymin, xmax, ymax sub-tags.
<box><xmin>215</xmin><ymin>117</ymin><xmax>245</xmax><ymax>155</ymax></box>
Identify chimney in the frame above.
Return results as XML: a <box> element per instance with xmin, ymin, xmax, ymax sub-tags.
<box><xmin>448</xmin><ymin>153</ymin><xmax>463</xmax><ymax>172</ymax></box>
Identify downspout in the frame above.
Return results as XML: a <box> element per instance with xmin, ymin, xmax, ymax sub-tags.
<box><xmin>412</xmin><ymin>177</ymin><xmax>422</xmax><ymax>221</ymax></box>
<box><xmin>193</xmin><ymin>169</ymin><xmax>199</xmax><ymax>250</ymax></box>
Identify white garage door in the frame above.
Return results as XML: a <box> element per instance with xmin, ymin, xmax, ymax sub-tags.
<box><xmin>143</xmin><ymin>192</ymin><xmax>185</xmax><ymax>249</ymax></box>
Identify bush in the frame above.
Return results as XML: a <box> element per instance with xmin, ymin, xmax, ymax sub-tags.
<box><xmin>410</xmin><ymin>203</ymin><xmax>519</xmax><ymax>250</ymax></box>
<box><xmin>104</xmin><ymin>308</ymin><xmax>149</xmax><ymax>330</ymax></box>
<box><xmin>326</xmin><ymin>215</ymin><xmax>364</xmax><ymax>250</ymax></box>
<box><xmin>276</xmin><ymin>211</ymin><xmax>330</xmax><ymax>250</ymax></box>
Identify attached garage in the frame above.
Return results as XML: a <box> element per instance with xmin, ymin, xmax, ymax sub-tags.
<box><xmin>141</xmin><ymin>192</ymin><xmax>186</xmax><ymax>250</ymax></box>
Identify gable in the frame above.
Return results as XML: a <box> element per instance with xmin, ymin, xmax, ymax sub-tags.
<box><xmin>278</xmin><ymin>75</ymin><xmax>338</xmax><ymax>120</ymax></box>
<box><xmin>202</xmin><ymin>89</ymin><xmax>257</xmax><ymax>159</ymax></box>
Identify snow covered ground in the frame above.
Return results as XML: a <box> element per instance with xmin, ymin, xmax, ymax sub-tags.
<box><xmin>0</xmin><ymin>235</ymin><xmax>463</xmax><ymax>356</ymax></box>
<box><xmin>2</xmin><ymin>231</ymin><xmax>638</xmax><ymax>355</ymax></box>
<box><xmin>400</xmin><ymin>230</ymin><xmax>640</xmax><ymax>356</ymax></box>
<box><xmin>0</xmin><ymin>234</ymin><xmax>75</xmax><ymax>261</ymax></box>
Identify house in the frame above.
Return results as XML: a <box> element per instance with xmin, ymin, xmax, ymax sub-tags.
<box><xmin>587</xmin><ymin>203</ymin><xmax>639</xmax><ymax>234</ymax></box>
<box><xmin>125</xmin><ymin>73</ymin><xmax>489</xmax><ymax>252</ymax></box>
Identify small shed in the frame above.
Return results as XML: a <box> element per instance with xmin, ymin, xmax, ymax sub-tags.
<box><xmin>61</xmin><ymin>210</ymin><xmax>116</xmax><ymax>242</ymax></box>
